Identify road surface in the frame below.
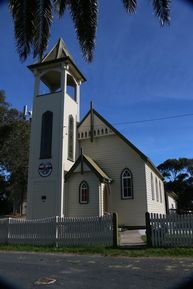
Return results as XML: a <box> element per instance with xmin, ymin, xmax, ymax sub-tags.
<box><xmin>0</xmin><ymin>251</ymin><xmax>193</xmax><ymax>289</ymax></box>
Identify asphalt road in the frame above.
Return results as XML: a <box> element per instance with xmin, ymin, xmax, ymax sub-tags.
<box><xmin>0</xmin><ymin>252</ymin><xmax>193</xmax><ymax>289</ymax></box>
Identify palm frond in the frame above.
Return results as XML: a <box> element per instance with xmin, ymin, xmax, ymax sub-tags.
<box><xmin>152</xmin><ymin>0</ymin><xmax>170</xmax><ymax>25</ymax></box>
<box><xmin>53</xmin><ymin>0</ymin><xmax>67</xmax><ymax>17</ymax></box>
<box><xmin>9</xmin><ymin>0</ymin><xmax>35</xmax><ymax>61</ymax></box>
<box><xmin>33</xmin><ymin>0</ymin><xmax>53</xmax><ymax>59</ymax></box>
<box><xmin>68</xmin><ymin>0</ymin><xmax>98</xmax><ymax>62</ymax></box>
<box><xmin>122</xmin><ymin>0</ymin><xmax>137</xmax><ymax>14</ymax></box>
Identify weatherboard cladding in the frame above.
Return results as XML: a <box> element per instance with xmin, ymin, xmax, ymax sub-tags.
<box><xmin>78</xmin><ymin>109</ymin><xmax>163</xmax><ymax>180</ymax></box>
<box><xmin>79</xmin><ymin>132</ymin><xmax>147</xmax><ymax>226</ymax></box>
<box><xmin>66</xmin><ymin>172</ymin><xmax>100</xmax><ymax>217</ymax></box>
<box><xmin>145</xmin><ymin>164</ymin><xmax>166</xmax><ymax>214</ymax></box>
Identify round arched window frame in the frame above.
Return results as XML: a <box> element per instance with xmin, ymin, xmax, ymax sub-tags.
<box><xmin>79</xmin><ymin>181</ymin><xmax>89</xmax><ymax>204</ymax></box>
<box><xmin>121</xmin><ymin>168</ymin><xmax>133</xmax><ymax>199</ymax></box>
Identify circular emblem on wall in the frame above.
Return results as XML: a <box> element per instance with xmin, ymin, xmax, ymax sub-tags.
<box><xmin>38</xmin><ymin>162</ymin><xmax>52</xmax><ymax>177</ymax></box>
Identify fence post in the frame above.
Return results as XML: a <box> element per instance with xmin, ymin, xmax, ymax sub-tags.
<box><xmin>112</xmin><ymin>213</ymin><xmax>118</xmax><ymax>247</ymax></box>
<box><xmin>6</xmin><ymin>218</ymin><xmax>11</xmax><ymax>245</ymax></box>
<box><xmin>55</xmin><ymin>216</ymin><xmax>59</xmax><ymax>248</ymax></box>
<box><xmin>145</xmin><ymin>212</ymin><xmax>152</xmax><ymax>247</ymax></box>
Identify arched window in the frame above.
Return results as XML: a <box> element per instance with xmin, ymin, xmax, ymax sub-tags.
<box><xmin>66</xmin><ymin>74</ymin><xmax>77</xmax><ymax>101</ymax></box>
<box><xmin>79</xmin><ymin>181</ymin><xmax>89</xmax><ymax>204</ymax></box>
<box><xmin>121</xmin><ymin>168</ymin><xmax>133</xmax><ymax>199</ymax></box>
<box><xmin>151</xmin><ymin>173</ymin><xmax>155</xmax><ymax>200</ymax></box>
<box><xmin>68</xmin><ymin>115</ymin><xmax>74</xmax><ymax>161</ymax></box>
<box><xmin>40</xmin><ymin>111</ymin><xmax>53</xmax><ymax>159</ymax></box>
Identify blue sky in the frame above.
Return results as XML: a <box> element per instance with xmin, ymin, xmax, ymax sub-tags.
<box><xmin>0</xmin><ymin>0</ymin><xmax>193</xmax><ymax>165</ymax></box>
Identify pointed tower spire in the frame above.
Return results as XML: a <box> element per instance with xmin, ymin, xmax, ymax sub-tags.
<box><xmin>41</xmin><ymin>38</ymin><xmax>74</xmax><ymax>63</ymax></box>
<box><xmin>28</xmin><ymin>38</ymin><xmax>86</xmax><ymax>92</ymax></box>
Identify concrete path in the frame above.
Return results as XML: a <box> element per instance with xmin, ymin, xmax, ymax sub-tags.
<box><xmin>120</xmin><ymin>229</ymin><xmax>146</xmax><ymax>247</ymax></box>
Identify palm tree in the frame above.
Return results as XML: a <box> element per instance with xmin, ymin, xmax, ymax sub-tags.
<box><xmin>9</xmin><ymin>0</ymin><xmax>170</xmax><ymax>62</ymax></box>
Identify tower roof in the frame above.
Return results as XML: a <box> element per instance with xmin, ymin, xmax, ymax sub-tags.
<box><xmin>28</xmin><ymin>38</ymin><xmax>86</xmax><ymax>83</ymax></box>
<box><xmin>41</xmin><ymin>38</ymin><xmax>74</xmax><ymax>63</ymax></box>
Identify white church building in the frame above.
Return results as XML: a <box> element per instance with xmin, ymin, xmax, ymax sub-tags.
<box><xmin>27</xmin><ymin>39</ymin><xmax>166</xmax><ymax>227</ymax></box>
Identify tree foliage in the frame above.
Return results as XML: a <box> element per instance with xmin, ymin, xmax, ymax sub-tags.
<box><xmin>158</xmin><ymin>158</ymin><xmax>193</xmax><ymax>212</ymax></box>
<box><xmin>7</xmin><ymin>0</ymin><xmax>171</xmax><ymax>62</ymax></box>
<box><xmin>0</xmin><ymin>90</ymin><xmax>30</xmax><ymax>214</ymax></box>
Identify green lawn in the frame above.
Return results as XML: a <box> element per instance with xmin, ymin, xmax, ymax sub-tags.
<box><xmin>1</xmin><ymin>244</ymin><xmax>193</xmax><ymax>257</ymax></box>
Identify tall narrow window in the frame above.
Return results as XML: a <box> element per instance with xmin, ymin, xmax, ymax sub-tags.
<box><xmin>121</xmin><ymin>168</ymin><xmax>133</xmax><ymax>199</ymax></box>
<box><xmin>151</xmin><ymin>173</ymin><xmax>155</xmax><ymax>200</ymax></box>
<box><xmin>159</xmin><ymin>181</ymin><xmax>162</xmax><ymax>203</ymax></box>
<box><xmin>68</xmin><ymin>115</ymin><xmax>74</xmax><ymax>161</ymax></box>
<box><xmin>155</xmin><ymin>178</ymin><xmax>159</xmax><ymax>202</ymax></box>
<box><xmin>40</xmin><ymin>111</ymin><xmax>53</xmax><ymax>159</ymax></box>
<box><xmin>79</xmin><ymin>181</ymin><xmax>89</xmax><ymax>204</ymax></box>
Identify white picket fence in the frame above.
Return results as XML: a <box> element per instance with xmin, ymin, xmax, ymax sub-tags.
<box><xmin>0</xmin><ymin>214</ymin><xmax>115</xmax><ymax>247</ymax></box>
<box><xmin>149</xmin><ymin>213</ymin><xmax>193</xmax><ymax>247</ymax></box>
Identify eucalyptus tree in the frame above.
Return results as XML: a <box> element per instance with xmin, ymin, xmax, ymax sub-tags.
<box><xmin>158</xmin><ymin>158</ymin><xmax>193</xmax><ymax>212</ymax></box>
<box><xmin>9</xmin><ymin>0</ymin><xmax>170</xmax><ymax>62</ymax></box>
<box><xmin>0</xmin><ymin>91</ymin><xmax>30</xmax><ymax>214</ymax></box>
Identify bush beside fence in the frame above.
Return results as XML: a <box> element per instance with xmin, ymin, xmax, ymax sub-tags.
<box><xmin>0</xmin><ymin>213</ymin><xmax>117</xmax><ymax>247</ymax></box>
<box><xmin>146</xmin><ymin>212</ymin><xmax>193</xmax><ymax>248</ymax></box>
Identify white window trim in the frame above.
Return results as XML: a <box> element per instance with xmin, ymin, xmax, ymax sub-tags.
<box><xmin>121</xmin><ymin>168</ymin><xmax>133</xmax><ymax>199</ymax></box>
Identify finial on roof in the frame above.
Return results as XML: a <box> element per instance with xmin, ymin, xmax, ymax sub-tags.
<box><xmin>90</xmin><ymin>100</ymin><xmax>93</xmax><ymax>110</ymax></box>
<box><xmin>80</xmin><ymin>147</ymin><xmax>84</xmax><ymax>174</ymax></box>
<box><xmin>90</xmin><ymin>101</ymin><xmax>94</xmax><ymax>143</ymax></box>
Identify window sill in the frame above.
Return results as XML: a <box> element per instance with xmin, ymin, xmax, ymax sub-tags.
<box><xmin>79</xmin><ymin>202</ymin><xmax>89</xmax><ymax>205</ymax></box>
<box><xmin>121</xmin><ymin>196</ymin><xmax>134</xmax><ymax>200</ymax></box>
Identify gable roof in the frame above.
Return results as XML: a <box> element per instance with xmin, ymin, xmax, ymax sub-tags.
<box><xmin>166</xmin><ymin>191</ymin><xmax>178</xmax><ymax>200</ymax></box>
<box><xmin>78</xmin><ymin>109</ymin><xmax>163</xmax><ymax>180</ymax></box>
<box><xmin>65</xmin><ymin>154</ymin><xmax>112</xmax><ymax>183</ymax></box>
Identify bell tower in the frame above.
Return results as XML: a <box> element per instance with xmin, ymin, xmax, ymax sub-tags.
<box><xmin>27</xmin><ymin>39</ymin><xmax>86</xmax><ymax>219</ymax></box>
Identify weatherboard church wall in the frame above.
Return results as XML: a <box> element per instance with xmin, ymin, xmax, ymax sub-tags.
<box><xmin>79</xmin><ymin>132</ymin><xmax>148</xmax><ymax>227</ymax></box>
<box><xmin>65</xmin><ymin>172</ymin><xmax>101</xmax><ymax>217</ymax></box>
<box><xmin>145</xmin><ymin>164</ymin><xmax>166</xmax><ymax>215</ymax></box>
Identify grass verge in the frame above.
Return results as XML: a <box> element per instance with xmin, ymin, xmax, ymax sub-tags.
<box><xmin>1</xmin><ymin>244</ymin><xmax>193</xmax><ymax>257</ymax></box>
